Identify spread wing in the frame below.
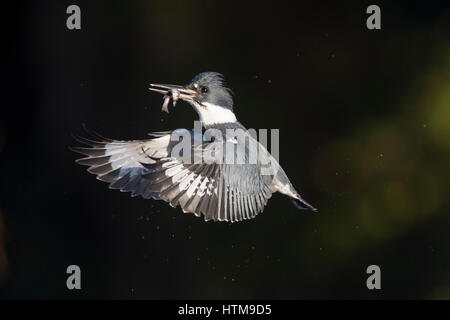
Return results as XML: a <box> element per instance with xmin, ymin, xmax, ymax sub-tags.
<box><xmin>71</xmin><ymin>127</ymin><xmax>273</xmax><ymax>222</ymax></box>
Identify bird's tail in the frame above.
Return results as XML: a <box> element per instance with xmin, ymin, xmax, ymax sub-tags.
<box><xmin>271</xmin><ymin>170</ymin><xmax>317</xmax><ymax>212</ymax></box>
<box><xmin>290</xmin><ymin>195</ymin><xmax>317</xmax><ymax>212</ymax></box>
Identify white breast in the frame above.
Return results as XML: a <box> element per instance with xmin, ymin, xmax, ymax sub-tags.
<box><xmin>194</xmin><ymin>102</ymin><xmax>237</xmax><ymax>126</ymax></box>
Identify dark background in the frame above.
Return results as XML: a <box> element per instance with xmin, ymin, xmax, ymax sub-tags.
<box><xmin>1</xmin><ymin>0</ymin><xmax>450</xmax><ymax>299</ymax></box>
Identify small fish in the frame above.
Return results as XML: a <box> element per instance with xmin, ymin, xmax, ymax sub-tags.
<box><xmin>161</xmin><ymin>89</ymin><xmax>181</xmax><ymax>114</ymax></box>
<box><xmin>161</xmin><ymin>95</ymin><xmax>171</xmax><ymax>113</ymax></box>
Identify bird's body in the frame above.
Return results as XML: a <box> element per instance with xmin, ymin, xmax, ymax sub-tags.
<box><xmin>72</xmin><ymin>72</ymin><xmax>316</xmax><ymax>222</ymax></box>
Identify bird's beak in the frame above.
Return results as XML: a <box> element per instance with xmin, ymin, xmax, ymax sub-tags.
<box><xmin>149</xmin><ymin>84</ymin><xmax>197</xmax><ymax>99</ymax></box>
<box><xmin>149</xmin><ymin>83</ymin><xmax>198</xmax><ymax>113</ymax></box>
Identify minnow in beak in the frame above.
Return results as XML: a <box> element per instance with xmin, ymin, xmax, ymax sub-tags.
<box><xmin>149</xmin><ymin>83</ymin><xmax>197</xmax><ymax>113</ymax></box>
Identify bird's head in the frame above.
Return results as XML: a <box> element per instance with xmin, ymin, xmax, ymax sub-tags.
<box><xmin>150</xmin><ymin>72</ymin><xmax>236</xmax><ymax>126</ymax></box>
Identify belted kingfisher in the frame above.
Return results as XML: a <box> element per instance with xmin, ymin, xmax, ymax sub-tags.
<box><xmin>72</xmin><ymin>72</ymin><xmax>316</xmax><ymax>222</ymax></box>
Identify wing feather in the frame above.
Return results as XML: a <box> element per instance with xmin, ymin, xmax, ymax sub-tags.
<box><xmin>72</xmin><ymin>127</ymin><xmax>274</xmax><ymax>222</ymax></box>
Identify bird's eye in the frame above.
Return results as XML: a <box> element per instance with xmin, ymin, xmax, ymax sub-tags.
<box><xmin>201</xmin><ymin>86</ymin><xmax>209</xmax><ymax>93</ymax></box>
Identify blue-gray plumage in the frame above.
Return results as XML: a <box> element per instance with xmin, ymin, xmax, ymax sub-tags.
<box><xmin>71</xmin><ymin>72</ymin><xmax>316</xmax><ymax>222</ymax></box>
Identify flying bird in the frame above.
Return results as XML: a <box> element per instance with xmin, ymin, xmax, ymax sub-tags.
<box><xmin>72</xmin><ymin>72</ymin><xmax>316</xmax><ymax>222</ymax></box>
